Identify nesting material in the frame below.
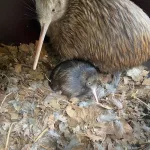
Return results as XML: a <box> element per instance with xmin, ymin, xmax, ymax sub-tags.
<box><xmin>0</xmin><ymin>43</ymin><xmax>150</xmax><ymax>150</ymax></box>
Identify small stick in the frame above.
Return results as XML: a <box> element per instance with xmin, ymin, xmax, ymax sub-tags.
<box><xmin>40</xmin><ymin>144</ymin><xmax>52</xmax><ymax>150</ymax></box>
<box><xmin>5</xmin><ymin>122</ymin><xmax>16</xmax><ymax>150</ymax></box>
<box><xmin>0</xmin><ymin>73</ymin><xmax>10</xmax><ymax>84</ymax></box>
<box><xmin>132</xmin><ymin>90</ymin><xmax>150</xmax><ymax>110</ymax></box>
<box><xmin>34</xmin><ymin>128</ymin><xmax>49</xmax><ymax>143</ymax></box>
<box><xmin>45</xmin><ymin>74</ymin><xmax>51</xmax><ymax>83</ymax></box>
<box><xmin>96</xmin><ymin>102</ymin><xmax>113</xmax><ymax>110</ymax></box>
<box><xmin>1</xmin><ymin>92</ymin><xmax>12</xmax><ymax>107</ymax></box>
<box><xmin>135</xmin><ymin>97</ymin><xmax>150</xmax><ymax>110</ymax></box>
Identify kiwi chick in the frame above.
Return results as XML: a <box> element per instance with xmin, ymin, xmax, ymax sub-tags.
<box><xmin>49</xmin><ymin>59</ymin><xmax>105</xmax><ymax>102</ymax></box>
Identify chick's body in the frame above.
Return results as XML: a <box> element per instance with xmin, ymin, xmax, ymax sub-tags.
<box><xmin>49</xmin><ymin>60</ymin><xmax>100</xmax><ymax>98</ymax></box>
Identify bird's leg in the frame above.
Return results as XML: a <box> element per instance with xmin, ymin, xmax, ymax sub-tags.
<box><xmin>112</xmin><ymin>71</ymin><xmax>121</xmax><ymax>88</ymax></box>
<box><xmin>105</xmin><ymin>71</ymin><xmax>121</xmax><ymax>96</ymax></box>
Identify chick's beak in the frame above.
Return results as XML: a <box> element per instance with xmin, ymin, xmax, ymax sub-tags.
<box><xmin>91</xmin><ymin>86</ymin><xmax>99</xmax><ymax>103</ymax></box>
<box><xmin>33</xmin><ymin>22</ymin><xmax>50</xmax><ymax>70</ymax></box>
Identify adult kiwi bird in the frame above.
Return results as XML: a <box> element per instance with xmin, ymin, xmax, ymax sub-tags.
<box><xmin>33</xmin><ymin>0</ymin><xmax>150</xmax><ymax>90</ymax></box>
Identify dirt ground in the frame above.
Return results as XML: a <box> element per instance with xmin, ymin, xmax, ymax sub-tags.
<box><xmin>0</xmin><ymin>43</ymin><xmax>149</xmax><ymax>150</ymax></box>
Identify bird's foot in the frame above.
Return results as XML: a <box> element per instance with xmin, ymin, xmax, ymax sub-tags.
<box><xmin>112</xmin><ymin>71</ymin><xmax>121</xmax><ymax>88</ymax></box>
<box><xmin>105</xmin><ymin>71</ymin><xmax>121</xmax><ymax>94</ymax></box>
<box><xmin>96</xmin><ymin>71</ymin><xmax>121</xmax><ymax>99</ymax></box>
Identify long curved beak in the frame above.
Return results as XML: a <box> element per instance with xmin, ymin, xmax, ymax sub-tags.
<box><xmin>91</xmin><ymin>86</ymin><xmax>99</xmax><ymax>103</ymax></box>
<box><xmin>33</xmin><ymin>23</ymin><xmax>50</xmax><ymax>70</ymax></box>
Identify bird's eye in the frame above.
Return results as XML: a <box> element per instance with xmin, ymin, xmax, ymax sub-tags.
<box><xmin>88</xmin><ymin>82</ymin><xmax>91</xmax><ymax>85</ymax></box>
<box><xmin>52</xmin><ymin>9</ymin><xmax>55</xmax><ymax>12</ymax></box>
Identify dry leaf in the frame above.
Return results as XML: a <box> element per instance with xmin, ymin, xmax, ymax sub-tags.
<box><xmin>29</xmin><ymin>70</ymin><xmax>44</xmax><ymax>80</ymax></box>
<box><xmin>66</xmin><ymin>105</ymin><xmax>77</xmax><ymax>119</ymax></box>
<box><xmin>10</xmin><ymin>112</ymin><xmax>19</xmax><ymax>120</ymax></box>
<box><xmin>127</xmin><ymin>68</ymin><xmax>142</xmax><ymax>80</ymax></box>
<box><xmin>0</xmin><ymin>47</ymin><xmax>8</xmax><ymax>56</ymax></box>
<box><xmin>123</xmin><ymin>77</ymin><xmax>130</xmax><ymax>85</ymax></box>
<box><xmin>50</xmin><ymin>100</ymin><xmax>61</xmax><ymax>110</ymax></box>
<box><xmin>97</xmin><ymin>114</ymin><xmax>118</xmax><ymax>122</ymax></box>
<box><xmin>69</xmin><ymin>97</ymin><xmax>79</xmax><ymax>104</ymax></box>
<box><xmin>142</xmin><ymin>78</ymin><xmax>150</xmax><ymax>86</ymax></box>
<box><xmin>72</xmin><ymin>145</ymin><xmax>87</xmax><ymax>150</ymax></box>
<box><xmin>111</xmin><ymin>98</ymin><xmax>123</xmax><ymax>109</ymax></box>
<box><xmin>113</xmin><ymin>120</ymin><xmax>124</xmax><ymax>138</ymax></box>
<box><xmin>122</xmin><ymin>121</ymin><xmax>133</xmax><ymax>134</ymax></box>
<box><xmin>86</xmin><ymin>130</ymin><xmax>104</xmax><ymax>141</ymax></box>
<box><xmin>15</xmin><ymin>64</ymin><xmax>22</xmax><ymax>73</ymax></box>
<box><xmin>19</xmin><ymin>44</ymin><xmax>31</xmax><ymax>52</ymax></box>
<box><xmin>47</xmin><ymin>115</ymin><xmax>55</xmax><ymax>130</ymax></box>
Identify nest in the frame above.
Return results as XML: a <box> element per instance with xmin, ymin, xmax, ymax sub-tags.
<box><xmin>0</xmin><ymin>43</ymin><xmax>149</xmax><ymax>150</ymax></box>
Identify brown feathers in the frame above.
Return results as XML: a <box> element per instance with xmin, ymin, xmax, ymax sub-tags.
<box><xmin>35</xmin><ymin>0</ymin><xmax>150</xmax><ymax>72</ymax></box>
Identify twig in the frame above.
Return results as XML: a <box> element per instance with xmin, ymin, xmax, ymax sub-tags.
<box><xmin>140</xmin><ymin>141</ymin><xmax>150</xmax><ymax>145</ymax></box>
<box><xmin>40</xmin><ymin>144</ymin><xmax>52</xmax><ymax>150</ymax></box>
<box><xmin>132</xmin><ymin>91</ymin><xmax>150</xmax><ymax>110</ymax></box>
<box><xmin>135</xmin><ymin>97</ymin><xmax>150</xmax><ymax>110</ymax></box>
<box><xmin>96</xmin><ymin>102</ymin><xmax>113</xmax><ymax>110</ymax></box>
<box><xmin>5</xmin><ymin>122</ymin><xmax>16</xmax><ymax>150</ymax></box>
<box><xmin>0</xmin><ymin>73</ymin><xmax>10</xmax><ymax>84</ymax></box>
<box><xmin>45</xmin><ymin>74</ymin><xmax>51</xmax><ymax>83</ymax></box>
<box><xmin>59</xmin><ymin>99</ymin><xmax>70</xmax><ymax>104</ymax></box>
<box><xmin>34</xmin><ymin>128</ymin><xmax>49</xmax><ymax>143</ymax></box>
<box><xmin>1</xmin><ymin>92</ymin><xmax>12</xmax><ymax>107</ymax></box>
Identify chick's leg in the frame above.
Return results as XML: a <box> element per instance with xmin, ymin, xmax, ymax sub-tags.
<box><xmin>105</xmin><ymin>71</ymin><xmax>121</xmax><ymax>95</ymax></box>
